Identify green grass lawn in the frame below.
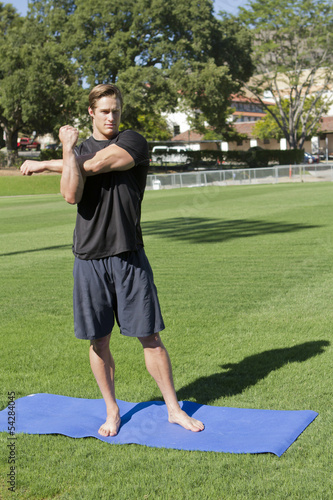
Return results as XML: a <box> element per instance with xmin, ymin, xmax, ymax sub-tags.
<box><xmin>0</xmin><ymin>174</ymin><xmax>61</xmax><ymax>196</ymax></box>
<box><xmin>0</xmin><ymin>179</ymin><xmax>332</xmax><ymax>499</ymax></box>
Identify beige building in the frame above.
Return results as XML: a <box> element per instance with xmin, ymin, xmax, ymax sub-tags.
<box><xmin>170</xmin><ymin>75</ymin><xmax>333</xmax><ymax>159</ymax></box>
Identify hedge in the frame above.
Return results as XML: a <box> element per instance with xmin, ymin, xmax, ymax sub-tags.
<box><xmin>39</xmin><ymin>149</ymin><xmax>63</xmax><ymax>161</ymax></box>
<box><xmin>181</xmin><ymin>149</ymin><xmax>305</xmax><ymax>168</ymax></box>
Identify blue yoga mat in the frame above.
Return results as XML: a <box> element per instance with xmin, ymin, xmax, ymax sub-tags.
<box><xmin>0</xmin><ymin>394</ymin><xmax>317</xmax><ymax>456</ymax></box>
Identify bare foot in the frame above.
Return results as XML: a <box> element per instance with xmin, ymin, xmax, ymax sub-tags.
<box><xmin>98</xmin><ymin>413</ymin><xmax>121</xmax><ymax>437</ymax></box>
<box><xmin>168</xmin><ymin>408</ymin><xmax>204</xmax><ymax>432</ymax></box>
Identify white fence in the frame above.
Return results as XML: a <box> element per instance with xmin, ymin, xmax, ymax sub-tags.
<box><xmin>147</xmin><ymin>163</ymin><xmax>333</xmax><ymax>190</ymax></box>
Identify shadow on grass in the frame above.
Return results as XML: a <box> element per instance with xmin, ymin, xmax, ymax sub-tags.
<box><xmin>142</xmin><ymin>217</ymin><xmax>320</xmax><ymax>244</ymax></box>
<box><xmin>176</xmin><ymin>340</ymin><xmax>330</xmax><ymax>405</ymax></box>
<box><xmin>1</xmin><ymin>218</ymin><xmax>319</xmax><ymax>256</ymax></box>
<box><xmin>0</xmin><ymin>244</ymin><xmax>72</xmax><ymax>257</ymax></box>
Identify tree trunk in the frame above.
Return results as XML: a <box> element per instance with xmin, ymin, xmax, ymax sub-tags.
<box><xmin>4</xmin><ymin>129</ymin><xmax>18</xmax><ymax>168</ymax></box>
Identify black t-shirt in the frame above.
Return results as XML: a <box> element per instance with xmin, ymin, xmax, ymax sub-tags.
<box><xmin>72</xmin><ymin>130</ymin><xmax>149</xmax><ymax>260</ymax></box>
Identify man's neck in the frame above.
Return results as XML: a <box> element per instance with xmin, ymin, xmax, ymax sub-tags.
<box><xmin>92</xmin><ymin>130</ymin><xmax>119</xmax><ymax>141</ymax></box>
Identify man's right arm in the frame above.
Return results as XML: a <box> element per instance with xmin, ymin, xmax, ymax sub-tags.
<box><xmin>20</xmin><ymin>159</ymin><xmax>63</xmax><ymax>176</ymax></box>
<box><xmin>59</xmin><ymin>125</ymin><xmax>85</xmax><ymax>205</ymax></box>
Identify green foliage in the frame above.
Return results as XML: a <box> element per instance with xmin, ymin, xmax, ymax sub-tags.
<box><xmin>274</xmin><ymin>148</ymin><xmax>305</xmax><ymax>165</ymax></box>
<box><xmin>62</xmin><ymin>0</ymin><xmax>253</xmax><ymax>134</ymax></box>
<box><xmin>120</xmin><ymin>113</ymin><xmax>172</xmax><ymax>141</ymax></box>
<box><xmin>253</xmin><ymin>111</ymin><xmax>285</xmax><ymax>142</ymax></box>
<box><xmin>0</xmin><ymin>1</ymin><xmax>87</xmax><ymax>165</ymax></box>
<box><xmin>39</xmin><ymin>149</ymin><xmax>63</xmax><ymax>161</ymax></box>
<box><xmin>182</xmin><ymin>14</ymin><xmax>254</xmax><ymax>136</ymax></box>
<box><xmin>238</xmin><ymin>0</ymin><xmax>333</xmax><ymax>149</ymax></box>
<box><xmin>202</xmin><ymin>130</ymin><xmax>224</xmax><ymax>141</ymax></box>
<box><xmin>237</xmin><ymin>147</ymin><xmax>304</xmax><ymax>168</ymax></box>
<box><xmin>0</xmin><ymin>1</ymin><xmax>19</xmax><ymax>34</ymax></box>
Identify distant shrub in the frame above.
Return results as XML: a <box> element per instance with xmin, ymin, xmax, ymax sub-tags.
<box><xmin>184</xmin><ymin>149</ymin><xmax>304</xmax><ymax>168</ymax></box>
<box><xmin>40</xmin><ymin>149</ymin><xmax>63</xmax><ymax>161</ymax></box>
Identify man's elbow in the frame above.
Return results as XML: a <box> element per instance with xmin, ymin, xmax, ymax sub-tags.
<box><xmin>61</xmin><ymin>193</ymin><xmax>77</xmax><ymax>205</ymax></box>
<box><xmin>60</xmin><ymin>188</ymin><xmax>81</xmax><ymax>205</ymax></box>
<box><xmin>64</xmin><ymin>196</ymin><xmax>78</xmax><ymax>205</ymax></box>
<box><xmin>84</xmin><ymin>159</ymin><xmax>105</xmax><ymax>174</ymax></box>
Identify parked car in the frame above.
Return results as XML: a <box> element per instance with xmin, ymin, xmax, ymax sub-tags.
<box><xmin>17</xmin><ymin>137</ymin><xmax>41</xmax><ymax>151</ymax></box>
<box><xmin>319</xmin><ymin>152</ymin><xmax>333</xmax><ymax>161</ymax></box>
<box><xmin>303</xmin><ymin>152</ymin><xmax>319</xmax><ymax>164</ymax></box>
<box><xmin>151</xmin><ymin>146</ymin><xmax>189</xmax><ymax>164</ymax></box>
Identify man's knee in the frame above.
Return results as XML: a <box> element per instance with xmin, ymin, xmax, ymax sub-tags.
<box><xmin>138</xmin><ymin>332</ymin><xmax>163</xmax><ymax>349</ymax></box>
<box><xmin>90</xmin><ymin>334</ymin><xmax>111</xmax><ymax>354</ymax></box>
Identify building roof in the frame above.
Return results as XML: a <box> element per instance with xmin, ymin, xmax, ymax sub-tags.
<box><xmin>171</xmin><ymin>130</ymin><xmax>204</xmax><ymax>142</ymax></box>
<box><xmin>230</xmin><ymin>94</ymin><xmax>272</xmax><ymax>106</ymax></box>
<box><xmin>171</xmin><ymin>115</ymin><xmax>333</xmax><ymax>144</ymax></box>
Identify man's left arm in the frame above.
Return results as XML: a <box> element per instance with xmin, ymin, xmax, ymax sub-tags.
<box><xmin>77</xmin><ymin>144</ymin><xmax>135</xmax><ymax>176</ymax></box>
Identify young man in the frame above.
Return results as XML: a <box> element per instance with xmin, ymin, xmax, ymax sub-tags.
<box><xmin>21</xmin><ymin>84</ymin><xmax>204</xmax><ymax>437</ymax></box>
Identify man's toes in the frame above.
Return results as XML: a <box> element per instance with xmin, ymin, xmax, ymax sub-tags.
<box><xmin>188</xmin><ymin>420</ymin><xmax>204</xmax><ymax>432</ymax></box>
<box><xmin>98</xmin><ymin>416</ymin><xmax>121</xmax><ymax>437</ymax></box>
<box><xmin>98</xmin><ymin>424</ymin><xmax>111</xmax><ymax>436</ymax></box>
<box><xmin>193</xmin><ymin>419</ymin><xmax>205</xmax><ymax>431</ymax></box>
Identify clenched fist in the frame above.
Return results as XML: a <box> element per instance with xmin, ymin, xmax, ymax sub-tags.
<box><xmin>59</xmin><ymin>125</ymin><xmax>79</xmax><ymax>151</ymax></box>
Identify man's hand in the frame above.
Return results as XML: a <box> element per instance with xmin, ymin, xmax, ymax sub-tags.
<box><xmin>20</xmin><ymin>160</ymin><xmax>46</xmax><ymax>176</ymax></box>
<box><xmin>59</xmin><ymin>125</ymin><xmax>79</xmax><ymax>151</ymax></box>
<box><xmin>20</xmin><ymin>158</ymin><xmax>63</xmax><ymax>176</ymax></box>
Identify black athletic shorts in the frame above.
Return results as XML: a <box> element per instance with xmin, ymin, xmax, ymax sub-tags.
<box><xmin>73</xmin><ymin>248</ymin><xmax>165</xmax><ymax>340</ymax></box>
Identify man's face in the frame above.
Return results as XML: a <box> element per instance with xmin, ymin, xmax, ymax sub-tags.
<box><xmin>89</xmin><ymin>95</ymin><xmax>122</xmax><ymax>140</ymax></box>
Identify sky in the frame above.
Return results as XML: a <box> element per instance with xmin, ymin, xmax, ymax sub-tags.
<box><xmin>5</xmin><ymin>0</ymin><xmax>250</xmax><ymax>17</ymax></box>
<box><xmin>4</xmin><ymin>0</ymin><xmax>27</xmax><ymax>15</ymax></box>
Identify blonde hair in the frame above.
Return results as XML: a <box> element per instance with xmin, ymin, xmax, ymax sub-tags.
<box><xmin>88</xmin><ymin>84</ymin><xmax>123</xmax><ymax>111</ymax></box>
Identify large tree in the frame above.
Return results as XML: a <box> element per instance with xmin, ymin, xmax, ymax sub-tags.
<box><xmin>58</xmin><ymin>0</ymin><xmax>253</xmax><ymax>137</ymax></box>
<box><xmin>253</xmin><ymin>97</ymin><xmax>330</xmax><ymax>143</ymax></box>
<box><xmin>236</xmin><ymin>0</ymin><xmax>333</xmax><ymax>149</ymax></box>
<box><xmin>179</xmin><ymin>13</ymin><xmax>254</xmax><ymax>138</ymax></box>
<box><xmin>0</xmin><ymin>1</ymin><xmax>85</xmax><ymax>165</ymax></box>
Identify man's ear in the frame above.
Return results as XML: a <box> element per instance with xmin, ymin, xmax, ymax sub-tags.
<box><xmin>88</xmin><ymin>107</ymin><xmax>94</xmax><ymax>119</ymax></box>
